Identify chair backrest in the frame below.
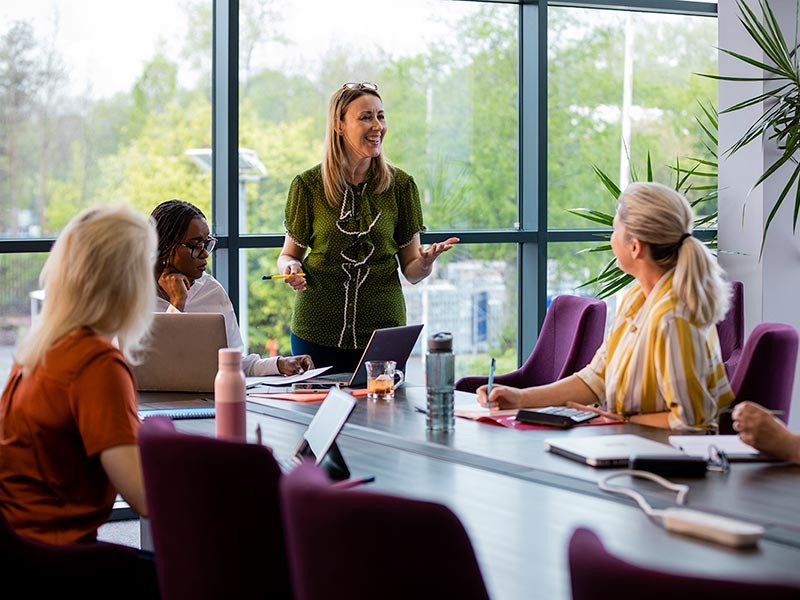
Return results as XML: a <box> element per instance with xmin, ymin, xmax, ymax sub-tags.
<box><xmin>0</xmin><ymin>506</ymin><xmax>158</xmax><ymax>599</ymax></box>
<box><xmin>138</xmin><ymin>417</ymin><xmax>290</xmax><ymax>600</ymax></box>
<box><xmin>716</xmin><ymin>280</ymin><xmax>744</xmax><ymax>379</ymax></box>
<box><xmin>455</xmin><ymin>294</ymin><xmax>606</xmax><ymax>392</ymax></box>
<box><xmin>280</xmin><ymin>463</ymin><xmax>491</xmax><ymax>600</ymax></box>
<box><xmin>568</xmin><ymin>527</ymin><xmax>800</xmax><ymax>600</ymax></box>
<box><xmin>729</xmin><ymin>322</ymin><xmax>799</xmax><ymax>419</ymax></box>
<box><xmin>521</xmin><ymin>294</ymin><xmax>607</xmax><ymax>385</ymax></box>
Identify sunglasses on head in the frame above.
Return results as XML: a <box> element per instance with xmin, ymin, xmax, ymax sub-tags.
<box><xmin>342</xmin><ymin>81</ymin><xmax>378</xmax><ymax>92</ymax></box>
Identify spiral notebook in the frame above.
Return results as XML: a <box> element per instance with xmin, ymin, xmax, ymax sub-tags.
<box><xmin>138</xmin><ymin>407</ymin><xmax>216</xmax><ymax>420</ymax></box>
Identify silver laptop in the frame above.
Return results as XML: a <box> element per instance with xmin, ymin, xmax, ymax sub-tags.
<box><xmin>311</xmin><ymin>324</ymin><xmax>424</xmax><ymax>387</ymax></box>
<box><xmin>132</xmin><ymin>312</ymin><xmax>228</xmax><ymax>393</ymax></box>
<box><xmin>544</xmin><ymin>434</ymin><xmax>682</xmax><ymax>468</ymax></box>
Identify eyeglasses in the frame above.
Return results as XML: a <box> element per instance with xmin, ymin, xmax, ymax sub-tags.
<box><xmin>178</xmin><ymin>236</ymin><xmax>217</xmax><ymax>258</ymax></box>
<box><xmin>342</xmin><ymin>81</ymin><xmax>378</xmax><ymax>92</ymax></box>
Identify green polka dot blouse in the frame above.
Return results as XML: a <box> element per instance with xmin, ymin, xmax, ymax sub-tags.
<box><xmin>284</xmin><ymin>163</ymin><xmax>425</xmax><ymax>349</ymax></box>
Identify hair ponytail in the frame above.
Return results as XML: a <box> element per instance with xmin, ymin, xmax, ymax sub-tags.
<box><xmin>618</xmin><ymin>182</ymin><xmax>730</xmax><ymax>328</ymax></box>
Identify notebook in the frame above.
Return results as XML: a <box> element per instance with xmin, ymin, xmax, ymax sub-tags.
<box><xmin>280</xmin><ymin>387</ymin><xmax>357</xmax><ymax>480</ymax></box>
<box><xmin>132</xmin><ymin>312</ymin><xmax>228</xmax><ymax>393</ymax></box>
<box><xmin>138</xmin><ymin>407</ymin><xmax>216</xmax><ymax>420</ymax></box>
<box><xmin>544</xmin><ymin>434</ymin><xmax>682</xmax><ymax>467</ymax></box>
<box><xmin>310</xmin><ymin>324</ymin><xmax>424</xmax><ymax>387</ymax></box>
<box><xmin>668</xmin><ymin>435</ymin><xmax>769</xmax><ymax>462</ymax></box>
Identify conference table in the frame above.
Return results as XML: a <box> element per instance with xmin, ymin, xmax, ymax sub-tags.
<box><xmin>138</xmin><ymin>386</ymin><xmax>800</xmax><ymax>599</ymax></box>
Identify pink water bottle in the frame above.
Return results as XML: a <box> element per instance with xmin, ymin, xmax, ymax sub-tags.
<box><xmin>215</xmin><ymin>348</ymin><xmax>246</xmax><ymax>442</ymax></box>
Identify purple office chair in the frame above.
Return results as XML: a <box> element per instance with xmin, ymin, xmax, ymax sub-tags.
<box><xmin>0</xmin><ymin>508</ymin><xmax>158</xmax><ymax>599</ymax></box>
<box><xmin>456</xmin><ymin>294</ymin><xmax>606</xmax><ymax>393</ymax></box>
<box><xmin>716</xmin><ymin>280</ymin><xmax>744</xmax><ymax>379</ymax></box>
<box><xmin>280</xmin><ymin>463</ymin><xmax>491</xmax><ymax>600</ymax></box>
<box><xmin>568</xmin><ymin>527</ymin><xmax>800</xmax><ymax>600</ymax></box>
<box><xmin>728</xmin><ymin>322</ymin><xmax>799</xmax><ymax>420</ymax></box>
<box><xmin>138</xmin><ymin>417</ymin><xmax>291</xmax><ymax>600</ymax></box>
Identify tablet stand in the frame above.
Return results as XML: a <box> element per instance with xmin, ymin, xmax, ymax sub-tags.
<box><xmin>295</xmin><ymin>439</ymin><xmax>351</xmax><ymax>481</ymax></box>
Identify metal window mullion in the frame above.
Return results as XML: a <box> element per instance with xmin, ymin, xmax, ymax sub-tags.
<box><xmin>212</xmin><ymin>0</ymin><xmax>240</xmax><ymax>317</ymax></box>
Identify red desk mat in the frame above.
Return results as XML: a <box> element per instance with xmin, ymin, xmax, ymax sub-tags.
<box><xmin>472</xmin><ymin>413</ymin><xmax>619</xmax><ymax>430</ymax></box>
<box><xmin>249</xmin><ymin>388</ymin><xmax>369</xmax><ymax>403</ymax></box>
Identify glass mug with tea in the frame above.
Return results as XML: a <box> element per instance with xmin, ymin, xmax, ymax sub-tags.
<box><xmin>365</xmin><ymin>360</ymin><xmax>405</xmax><ymax>400</ymax></box>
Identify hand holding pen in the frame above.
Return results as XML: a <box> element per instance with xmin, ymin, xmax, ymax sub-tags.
<box><xmin>486</xmin><ymin>357</ymin><xmax>496</xmax><ymax>411</ymax></box>
<box><xmin>267</xmin><ymin>260</ymin><xmax>306</xmax><ymax>291</ymax></box>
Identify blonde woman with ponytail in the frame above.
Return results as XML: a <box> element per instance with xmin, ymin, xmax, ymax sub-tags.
<box><xmin>478</xmin><ymin>182</ymin><xmax>734</xmax><ymax>431</ymax></box>
<box><xmin>0</xmin><ymin>204</ymin><xmax>156</xmax><ymax>545</ymax></box>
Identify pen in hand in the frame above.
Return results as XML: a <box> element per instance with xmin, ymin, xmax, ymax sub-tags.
<box><xmin>486</xmin><ymin>357</ymin><xmax>496</xmax><ymax>409</ymax></box>
<box><xmin>262</xmin><ymin>272</ymin><xmax>305</xmax><ymax>280</ymax></box>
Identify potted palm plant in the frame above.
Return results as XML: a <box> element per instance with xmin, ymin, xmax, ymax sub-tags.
<box><xmin>568</xmin><ymin>102</ymin><xmax>720</xmax><ymax>298</ymax></box>
<box><xmin>702</xmin><ymin>0</ymin><xmax>800</xmax><ymax>254</ymax></box>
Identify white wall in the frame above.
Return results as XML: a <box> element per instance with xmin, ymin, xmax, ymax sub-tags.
<box><xmin>718</xmin><ymin>0</ymin><xmax>800</xmax><ymax>429</ymax></box>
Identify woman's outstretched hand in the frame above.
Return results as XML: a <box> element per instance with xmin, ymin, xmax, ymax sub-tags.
<box><xmin>418</xmin><ymin>237</ymin><xmax>459</xmax><ymax>269</ymax></box>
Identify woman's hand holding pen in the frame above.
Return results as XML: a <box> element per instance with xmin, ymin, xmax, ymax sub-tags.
<box><xmin>281</xmin><ymin>261</ymin><xmax>307</xmax><ymax>292</ymax></box>
<box><xmin>477</xmin><ymin>384</ymin><xmax>524</xmax><ymax>411</ymax></box>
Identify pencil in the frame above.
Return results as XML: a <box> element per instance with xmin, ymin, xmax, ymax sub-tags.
<box><xmin>262</xmin><ymin>272</ymin><xmax>305</xmax><ymax>280</ymax></box>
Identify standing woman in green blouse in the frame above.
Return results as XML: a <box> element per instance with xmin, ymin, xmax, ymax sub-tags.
<box><xmin>278</xmin><ymin>82</ymin><xmax>458</xmax><ymax>372</ymax></box>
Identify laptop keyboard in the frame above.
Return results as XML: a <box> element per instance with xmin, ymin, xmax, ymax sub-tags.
<box><xmin>310</xmin><ymin>372</ymin><xmax>353</xmax><ymax>384</ymax></box>
<box><xmin>516</xmin><ymin>406</ymin><xmax>599</xmax><ymax>428</ymax></box>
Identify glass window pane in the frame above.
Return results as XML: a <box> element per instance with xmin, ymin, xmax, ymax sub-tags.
<box><xmin>548</xmin><ymin>8</ymin><xmax>718</xmax><ymax>230</ymax></box>
<box><xmin>243</xmin><ymin>243</ymin><xmax>517</xmax><ymax>383</ymax></box>
<box><xmin>239</xmin><ymin>0</ymin><xmax>518</xmax><ymax>234</ymax></box>
<box><xmin>0</xmin><ymin>2</ymin><xmax>212</xmax><ymax>239</ymax></box>
<box><xmin>547</xmin><ymin>241</ymin><xmax>618</xmax><ymax>330</ymax></box>
<box><xmin>0</xmin><ymin>253</ymin><xmax>46</xmax><ymax>383</ymax></box>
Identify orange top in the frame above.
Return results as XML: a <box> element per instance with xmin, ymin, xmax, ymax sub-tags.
<box><xmin>0</xmin><ymin>328</ymin><xmax>139</xmax><ymax>544</ymax></box>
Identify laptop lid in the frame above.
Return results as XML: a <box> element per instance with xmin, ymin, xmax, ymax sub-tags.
<box><xmin>347</xmin><ymin>324</ymin><xmax>424</xmax><ymax>386</ymax></box>
<box><xmin>132</xmin><ymin>312</ymin><xmax>228</xmax><ymax>393</ymax></box>
<box><xmin>544</xmin><ymin>434</ymin><xmax>682</xmax><ymax>468</ymax></box>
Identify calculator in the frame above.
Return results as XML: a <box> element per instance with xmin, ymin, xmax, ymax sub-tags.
<box><xmin>515</xmin><ymin>406</ymin><xmax>600</xmax><ymax>428</ymax></box>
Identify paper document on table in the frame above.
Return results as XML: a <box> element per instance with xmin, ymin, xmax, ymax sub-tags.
<box><xmin>454</xmin><ymin>405</ymin><xmax>518</xmax><ymax>420</ymax></box>
<box><xmin>246</xmin><ymin>366</ymin><xmax>332</xmax><ymax>389</ymax></box>
<box><xmin>668</xmin><ymin>435</ymin><xmax>764</xmax><ymax>460</ymax></box>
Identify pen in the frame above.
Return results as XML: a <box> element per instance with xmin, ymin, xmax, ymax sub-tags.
<box><xmin>262</xmin><ymin>272</ymin><xmax>305</xmax><ymax>280</ymax></box>
<box><xmin>331</xmin><ymin>476</ymin><xmax>376</xmax><ymax>490</ymax></box>
<box><xmin>486</xmin><ymin>357</ymin><xmax>496</xmax><ymax>405</ymax></box>
<box><xmin>719</xmin><ymin>407</ymin><xmax>784</xmax><ymax>417</ymax></box>
<box><xmin>255</xmin><ymin>424</ymin><xmax>262</xmax><ymax>445</ymax></box>
<box><xmin>413</xmin><ymin>405</ymin><xmax>428</xmax><ymax>415</ymax></box>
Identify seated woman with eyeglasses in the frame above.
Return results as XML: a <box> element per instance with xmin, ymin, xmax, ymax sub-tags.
<box><xmin>478</xmin><ymin>182</ymin><xmax>734</xmax><ymax>431</ymax></box>
<box><xmin>151</xmin><ymin>199</ymin><xmax>313</xmax><ymax>376</ymax></box>
<box><xmin>278</xmin><ymin>82</ymin><xmax>458</xmax><ymax>372</ymax></box>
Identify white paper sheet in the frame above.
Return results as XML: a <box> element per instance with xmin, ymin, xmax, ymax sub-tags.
<box><xmin>245</xmin><ymin>366</ymin><xmax>332</xmax><ymax>389</ymax></box>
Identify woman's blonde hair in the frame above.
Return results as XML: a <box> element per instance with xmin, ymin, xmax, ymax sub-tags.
<box><xmin>321</xmin><ymin>84</ymin><xmax>393</xmax><ymax>207</ymax></box>
<box><xmin>617</xmin><ymin>182</ymin><xmax>730</xmax><ymax>328</ymax></box>
<box><xmin>15</xmin><ymin>204</ymin><xmax>157</xmax><ymax>376</ymax></box>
